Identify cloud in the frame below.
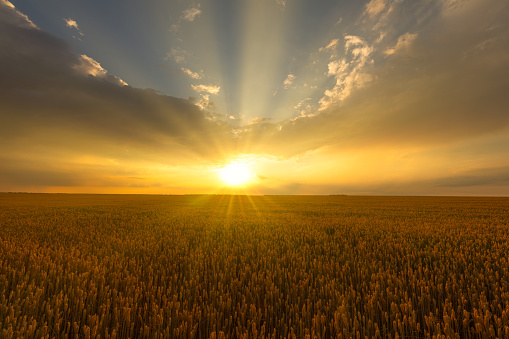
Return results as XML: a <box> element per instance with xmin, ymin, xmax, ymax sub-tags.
<box><xmin>73</xmin><ymin>54</ymin><xmax>107</xmax><ymax>77</ymax></box>
<box><xmin>73</xmin><ymin>55</ymin><xmax>128</xmax><ymax>86</ymax></box>
<box><xmin>195</xmin><ymin>94</ymin><xmax>217</xmax><ymax>111</ymax></box>
<box><xmin>363</xmin><ymin>0</ymin><xmax>386</xmax><ymax>19</ymax></box>
<box><xmin>182</xmin><ymin>5</ymin><xmax>201</xmax><ymax>22</ymax></box>
<box><xmin>181</xmin><ymin>67</ymin><xmax>203</xmax><ymax>79</ymax></box>
<box><xmin>276</xmin><ymin>0</ymin><xmax>286</xmax><ymax>9</ymax></box>
<box><xmin>0</xmin><ymin>4</ymin><xmax>236</xmax><ymax>190</ymax></box>
<box><xmin>318</xmin><ymin>35</ymin><xmax>374</xmax><ymax>110</ymax></box>
<box><xmin>64</xmin><ymin>17</ymin><xmax>78</xmax><ymax>29</ymax></box>
<box><xmin>0</xmin><ymin>0</ymin><xmax>13</xmax><ymax>8</ymax></box>
<box><xmin>64</xmin><ymin>17</ymin><xmax>84</xmax><ymax>37</ymax></box>
<box><xmin>283</xmin><ymin>74</ymin><xmax>295</xmax><ymax>88</ymax></box>
<box><xmin>293</xmin><ymin>98</ymin><xmax>314</xmax><ymax>118</ymax></box>
<box><xmin>0</xmin><ymin>0</ymin><xmax>37</xmax><ymax>29</ymax></box>
<box><xmin>384</xmin><ymin>32</ymin><xmax>418</xmax><ymax>56</ymax></box>
<box><xmin>319</xmin><ymin>39</ymin><xmax>339</xmax><ymax>52</ymax></box>
<box><xmin>241</xmin><ymin>0</ymin><xmax>509</xmax><ymax>161</ymax></box>
<box><xmin>191</xmin><ymin>84</ymin><xmax>220</xmax><ymax>94</ymax></box>
<box><xmin>171</xmin><ymin>4</ymin><xmax>202</xmax><ymax>32</ymax></box>
<box><xmin>166</xmin><ymin>48</ymin><xmax>188</xmax><ymax>64</ymax></box>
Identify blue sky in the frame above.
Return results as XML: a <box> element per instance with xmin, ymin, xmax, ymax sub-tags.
<box><xmin>8</xmin><ymin>0</ymin><xmax>380</xmax><ymax>120</ymax></box>
<box><xmin>2</xmin><ymin>0</ymin><xmax>509</xmax><ymax>194</ymax></box>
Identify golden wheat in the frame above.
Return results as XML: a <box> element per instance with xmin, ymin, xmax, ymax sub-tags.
<box><xmin>0</xmin><ymin>194</ymin><xmax>508</xmax><ymax>338</ymax></box>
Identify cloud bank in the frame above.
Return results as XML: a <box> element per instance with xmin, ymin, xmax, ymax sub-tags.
<box><xmin>0</xmin><ymin>2</ymin><xmax>236</xmax><ymax>190</ymax></box>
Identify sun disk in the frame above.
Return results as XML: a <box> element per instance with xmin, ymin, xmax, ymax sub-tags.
<box><xmin>219</xmin><ymin>163</ymin><xmax>253</xmax><ymax>186</ymax></box>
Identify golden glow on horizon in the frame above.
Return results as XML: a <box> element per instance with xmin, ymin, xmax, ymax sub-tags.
<box><xmin>219</xmin><ymin>163</ymin><xmax>254</xmax><ymax>186</ymax></box>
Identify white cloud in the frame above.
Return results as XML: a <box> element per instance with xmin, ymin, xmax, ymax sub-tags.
<box><xmin>276</xmin><ymin>0</ymin><xmax>286</xmax><ymax>9</ymax></box>
<box><xmin>182</xmin><ymin>5</ymin><xmax>201</xmax><ymax>22</ymax></box>
<box><xmin>385</xmin><ymin>33</ymin><xmax>418</xmax><ymax>56</ymax></box>
<box><xmin>293</xmin><ymin>98</ymin><xmax>315</xmax><ymax>118</ymax></box>
<box><xmin>345</xmin><ymin>35</ymin><xmax>373</xmax><ymax>63</ymax></box>
<box><xmin>191</xmin><ymin>84</ymin><xmax>220</xmax><ymax>95</ymax></box>
<box><xmin>283</xmin><ymin>74</ymin><xmax>296</xmax><ymax>88</ymax></box>
<box><xmin>182</xmin><ymin>67</ymin><xmax>203</xmax><ymax>79</ymax></box>
<box><xmin>196</xmin><ymin>94</ymin><xmax>212</xmax><ymax>110</ymax></box>
<box><xmin>364</xmin><ymin>0</ymin><xmax>386</xmax><ymax>18</ymax></box>
<box><xmin>64</xmin><ymin>17</ymin><xmax>84</xmax><ymax>37</ymax></box>
<box><xmin>319</xmin><ymin>35</ymin><xmax>374</xmax><ymax>110</ymax></box>
<box><xmin>319</xmin><ymin>39</ymin><xmax>339</xmax><ymax>52</ymax></box>
<box><xmin>344</xmin><ymin>35</ymin><xmax>365</xmax><ymax>50</ymax></box>
<box><xmin>361</xmin><ymin>0</ymin><xmax>397</xmax><ymax>32</ymax></box>
<box><xmin>64</xmin><ymin>18</ymin><xmax>78</xmax><ymax>30</ymax></box>
<box><xmin>74</xmin><ymin>55</ymin><xmax>107</xmax><ymax>77</ymax></box>
<box><xmin>166</xmin><ymin>48</ymin><xmax>188</xmax><ymax>64</ymax></box>
<box><xmin>73</xmin><ymin>55</ymin><xmax>127</xmax><ymax>86</ymax></box>
<box><xmin>170</xmin><ymin>4</ymin><xmax>202</xmax><ymax>33</ymax></box>
<box><xmin>327</xmin><ymin>59</ymin><xmax>348</xmax><ymax>76</ymax></box>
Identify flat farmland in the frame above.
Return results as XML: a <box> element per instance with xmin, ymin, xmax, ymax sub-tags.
<box><xmin>1</xmin><ymin>193</ymin><xmax>508</xmax><ymax>338</ymax></box>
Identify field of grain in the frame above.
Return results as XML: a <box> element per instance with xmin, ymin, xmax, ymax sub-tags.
<box><xmin>0</xmin><ymin>193</ymin><xmax>508</xmax><ymax>338</ymax></box>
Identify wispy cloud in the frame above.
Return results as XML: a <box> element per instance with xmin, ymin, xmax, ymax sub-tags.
<box><xmin>181</xmin><ymin>67</ymin><xmax>203</xmax><ymax>79</ymax></box>
<box><xmin>293</xmin><ymin>98</ymin><xmax>314</xmax><ymax>118</ymax></box>
<box><xmin>319</xmin><ymin>39</ymin><xmax>339</xmax><ymax>53</ymax></box>
<box><xmin>166</xmin><ymin>48</ymin><xmax>188</xmax><ymax>64</ymax></box>
<box><xmin>363</xmin><ymin>0</ymin><xmax>387</xmax><ymax>19</ymax></box>
<box><xmin>171</xmin><ymin>4</ymin><xmax>202</xmax><ymax>32</ymax></box>
<box><xmin>182</xmin><ymin>5</ymin><xmax>201</xmax><ymax>22</ymax></box>
<box><xmin>195</xmin><ymin>94</ymin><xmax>215</xmax><ymax>110</ymax></box>
<box><xmin>191</xmin><ymin>84</ymin><xmax>220</xmax><ymax>95</ymax></box>
<box><xmin>319</xmin><ymin>35</ymin><xmax>374</xmax><ymax>110</ymax></box>
<box><xmin>283</xmin><ymin>74</ymin><xmax>295</xmax><ymax>89</ymax></box>
<box><xmin>64</xmin><ymin>17</ymin><xmax>84</xmax><ymax>38</ymax></box>
<box><xmin>384</xmin><ymin>33</ymin><xmax>418</xmax><ymax>56</ymax></box>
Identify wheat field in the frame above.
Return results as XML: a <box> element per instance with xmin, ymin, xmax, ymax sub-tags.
<box><xmin>0</xmin><ymin>193</ymin><xmax>508</xmax><ymax>338</ymax></box>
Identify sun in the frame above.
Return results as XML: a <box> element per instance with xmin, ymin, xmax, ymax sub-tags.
<box><xmin>219</xmin><ymin>163</ymin><xmax>253</xmax><ymax>186</ymax></box>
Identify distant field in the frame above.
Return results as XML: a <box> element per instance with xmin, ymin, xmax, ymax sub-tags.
<box><xmin>1</xmin><ymin>193</ymin><xmax>508</xmax><ymax>338</ymax></box>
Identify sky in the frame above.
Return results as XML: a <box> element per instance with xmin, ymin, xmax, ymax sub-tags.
<box><xmin>1</xmin><ymin>0</ymin><xmax>509</xmax><ymax>195</ymax></box>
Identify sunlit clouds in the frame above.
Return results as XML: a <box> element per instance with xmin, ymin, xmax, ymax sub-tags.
<box><xmin>1</xmin><ymin>0</ymin><xmax>509</xmax><ymax>195</ymax></box>
<box><xmin>363</xmin><ymin>0</ymin><xmax>387</xmax><ymax>19</ymax></box>
<box><xmin>64</xmin><ymin>17</ymin><xmax>83</xmax><ymax>39</ymax></box>
<box><xmin>191</xmin><ymin>84</ymin><xmax>221</xmax><ymax>95</ymax></box>
<box><xmin>0</xmin><ymin>0</ymin><xmax>36</xmax><ymax>29</ymax></box>
<box><xmin>171</xmin><ymin>4</ymin><xmax>202</xmax><ymax>32</ymax></box>
<box><xmin>73</xmin><ymin>55</ymin><xmax>128</xmax><ymax>86</ymax></box>
<box><xmin>384</xmin><ymin>33</ymin><xmax>418</xmax><ymax>56</ymax></box>
<box><xmin>283</xmin><ymin>74</ymin><xmax>296</xmax><ymax>89</ymax></box>
<box><xmin>181</xmin><ymin>67</ymin><xmax>203</xmax><ymax>80</ymax></box>
<box><xmin>319</xmin><ymin>35</ymin><xmax>374</xmax><ymax>110</ymax></box>
<box><xmin>182</xmin><ymin>5</ymin><xmax>202</xmax><ymax>22</ymax></box>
